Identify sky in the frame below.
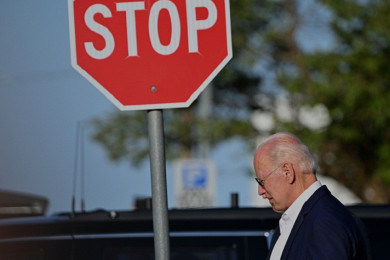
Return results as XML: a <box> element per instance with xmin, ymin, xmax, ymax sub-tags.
<box><xmin>0</xmin><ymin>0</ymin><xmax>259</xmax><ymax>214</ymax></box>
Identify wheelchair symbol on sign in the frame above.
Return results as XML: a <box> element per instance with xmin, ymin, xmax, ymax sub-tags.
<box><xmin>182</xmin><ymin>164</ymin><xmax>207</xmax><ymax>189</ymax></box>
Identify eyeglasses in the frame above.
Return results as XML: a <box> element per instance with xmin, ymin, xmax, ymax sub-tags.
<box><xmin>255</xmin><ymin>163</ymin><xmax>283</xmax><ymax>188</ymax></box>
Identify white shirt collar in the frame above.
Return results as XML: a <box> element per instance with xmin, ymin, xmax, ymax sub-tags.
<box><xmin>282</xmin><ymin>180</ymin><xmax>322</xmax><ymax>226</ymax></box>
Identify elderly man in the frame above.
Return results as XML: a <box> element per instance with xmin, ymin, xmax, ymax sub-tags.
<box><xmin>253</xmin><ymin>132</ymin><xmax>368</xmax><ymax>260</ymax></box>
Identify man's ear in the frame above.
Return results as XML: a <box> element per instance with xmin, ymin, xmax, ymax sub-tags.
<box><xmin>283</xmin><ymin>162</ymin><xmax>295</xmax><ymax>184</ymax></box>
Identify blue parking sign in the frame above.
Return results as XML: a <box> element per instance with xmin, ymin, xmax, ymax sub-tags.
<box><xmin>174</xmin><ymin>159</ymin><xmax>216</xmax><ymax>208</ymax></box>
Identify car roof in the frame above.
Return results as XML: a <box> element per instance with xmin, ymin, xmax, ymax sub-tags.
<box><xmin>0</xmin><ymin>204</ymin><xmax>389</xmax><ymax>240</ymax></box>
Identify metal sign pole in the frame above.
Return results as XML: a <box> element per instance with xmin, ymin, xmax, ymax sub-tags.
<box><xmin>147</xmin><ymin>109</ymin><xmax>170</xmax><ymax>260</ymax></box>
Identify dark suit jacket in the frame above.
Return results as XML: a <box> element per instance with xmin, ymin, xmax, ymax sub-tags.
<box><xmin>268</xmin><ymin>185</ymin><xmax>369</xmax><ymax>260</ymax></box>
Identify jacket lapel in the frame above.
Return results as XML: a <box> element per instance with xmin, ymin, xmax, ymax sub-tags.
<box><xmin>280</xmin><ymin>186</ymin><xmax>330</xmax><ymax>259</ymax></box>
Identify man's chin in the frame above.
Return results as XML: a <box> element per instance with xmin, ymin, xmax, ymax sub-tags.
<box><xmin>270</xmin><ymin>201</ymin><xmax>284</xmax><ymax>214</ymax></box>
<box><xmin>273</xmin><ymin>208</ymin><xmax>284</xmax><ymax>214</ymax></box>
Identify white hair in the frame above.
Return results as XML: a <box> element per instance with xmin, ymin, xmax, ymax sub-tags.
<box><xmin>256</xmin><ymin>132</ymin><xmax>319</xmax><ymax>174</ymax></box>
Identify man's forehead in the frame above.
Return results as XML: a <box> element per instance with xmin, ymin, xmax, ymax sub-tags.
<box><xmin>254</xmin><ymin>152</ymin><xmax>272</xmax><ymax>170</ymax></box>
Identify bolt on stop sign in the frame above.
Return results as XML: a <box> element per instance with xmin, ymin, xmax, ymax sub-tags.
<box><xmin>68</xmin><ymin>0</ymin><xmax>232</xmax><ymax>110</ymax></box>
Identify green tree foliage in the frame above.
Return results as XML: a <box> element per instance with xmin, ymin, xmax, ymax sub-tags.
<box><xmin>270</xmin><ymin>0</ymin><xmax>390</xmax><ymax>202</ymax></box>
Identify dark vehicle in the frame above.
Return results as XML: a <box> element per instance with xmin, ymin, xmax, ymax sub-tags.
<box><xmin>0</xmin><ymin>205</ymin><xmax>389</xmax><ymax>259</ymax></box>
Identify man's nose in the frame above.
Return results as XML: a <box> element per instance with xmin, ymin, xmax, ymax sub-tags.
<box><xmin>258</xmin><ymin>184</ymin><xmax>266</xmax><ymax>196</ymax></box>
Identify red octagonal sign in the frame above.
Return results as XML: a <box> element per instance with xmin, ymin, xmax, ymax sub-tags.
<box><xmin>68</xmin><ymin>0</ymin><xmax>232</xmax><ymax>110</ymax></box>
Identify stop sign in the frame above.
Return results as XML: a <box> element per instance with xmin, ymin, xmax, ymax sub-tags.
<box><xmin>68</xmin><ymin>0</ymin><xmax>232</xmax><ymax>110</ymax></box>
